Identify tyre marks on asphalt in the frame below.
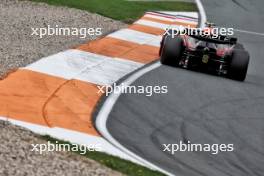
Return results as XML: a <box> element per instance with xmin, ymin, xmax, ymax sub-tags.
<box><xmin>0</xmin><ymin>11</ymin><xmax>197</xmax><ymax>159</ymax></box>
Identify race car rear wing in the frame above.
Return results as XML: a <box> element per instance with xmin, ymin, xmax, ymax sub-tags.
<box><xmin>192</xmin><ymin>34</ymin><xmax>237</xmax><ymax>44</ymax></box>
<box><xmin>185</xmin><ymin>28</ymin><xmax>237</xmax><ymax>44</ymax></box>
<box><xmin>164</xmin><ymin>28</ymin><xmax>237</xmax><ymax>45</ymax></box>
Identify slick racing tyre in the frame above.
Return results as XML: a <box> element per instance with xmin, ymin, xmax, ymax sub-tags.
<box><xmin>160</xmin><ymin>35</ymin><xmax>183</xmax><ymax>66</ymax></box>
<box><xmin>228</xmin><ymin>49</ymin><xmax>250</xmax><ymax>81</ymax></box>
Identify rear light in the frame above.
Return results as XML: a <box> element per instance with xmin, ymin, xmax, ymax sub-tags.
<box><xmin>217</xmin><ymin>49</ymin><xmax>226</xmax><ymax>57</ymax></box>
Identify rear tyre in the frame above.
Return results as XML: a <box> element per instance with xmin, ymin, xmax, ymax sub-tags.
<box><xmin>228</xmin><ymin>50</ymin><xmax>249</xmax><ymax>81</ymax></box>
<box><xmin>160</xmin><ymin>35</ymin><xmax>183</xmax><ymax>66</ymax></box>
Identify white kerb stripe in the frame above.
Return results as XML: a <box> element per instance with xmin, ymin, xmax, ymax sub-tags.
<box><xmin>108</xmin><ymin>29</ymin><xmax>162</xmax><ymax>47</ymax></box>
<box><xmin>135</xmin><ymin>19</ymin><xmax>188</xmax><ymax>34</ymax></box>
<box><xmin>25</xmin><ymin>49</ymin><xmax>143</xmax><ymax>85</ymax></box>
<box><xmin>135</xmin><ymin>19</ymin><xmax>173</xmax><ymax>30</ymax></box>
<box><xmin>76</xmin><ymin>57</ymin><xmax>143</xmax><ymax>85</ymax></box>
<box><xmin>145</xmin><ymin>14</ymin><xmax>198</xmax><ymax>25</ymax></box>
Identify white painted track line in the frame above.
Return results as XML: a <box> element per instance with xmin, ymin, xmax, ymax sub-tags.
<box><xmin>195</xmin><ymin>0</ymin><xmax>207</xmax><ymax>28</ymax></box>
<box><xmin>234</xmin><ymin>28</ymin><xmax>264</xmax><ymax>36</ymax></box>
<box><xmin>94</xmin><ymin>62</ymin><xmax>176</xmax><ymax>176</ymax></box>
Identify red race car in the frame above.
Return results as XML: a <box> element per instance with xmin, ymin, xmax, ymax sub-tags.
<box><xmin>159</xmin><ymin>24</ymin><xmax>250</xmax><ymax>81</ymax></box>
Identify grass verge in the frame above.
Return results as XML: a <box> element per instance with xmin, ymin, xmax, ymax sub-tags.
<box><xmin>42</xmin><ymin>135</ymin><xmax>166</xmax><ymax>176</ymax></box>
<box><xmin>30</xmin><ymin>0</ymin><xmax>197</xmax><ymax>23</ymax></box>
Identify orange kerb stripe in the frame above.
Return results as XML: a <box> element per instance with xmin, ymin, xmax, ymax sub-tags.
<box><xmin>121</xmin><ymin>45</ymin><xmax>159</xmax><ymax>63</ymax></box>
<box><xmin>0</xmin><ymin>69</ymin><xmax>100</xmax><ymax>136</ymax></box>
<box><xmin>77</xmin><ymin>37</ymin><xmax>159</xmax><ymax>64</ymax></box>
<box><xmin>77</xmin><ymin>37</ymin><xmax>138</xmax><ymax>58</ymax></box>
<box><xmin>129</xmin><ymin>24</ymin><xmax>165</xmax><ymax>35</ymax></box>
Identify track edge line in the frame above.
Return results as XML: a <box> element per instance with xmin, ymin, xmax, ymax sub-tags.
<box><xmin>94</xmin><ymin>2</ymin><xmax>207</xmax><ymax>175</ymax></box>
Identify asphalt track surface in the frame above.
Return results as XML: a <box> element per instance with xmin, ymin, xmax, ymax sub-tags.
<box><xmin>107</xmin><ymin>0</ymin><xmax>264</xmax><ymax>175</ymax></box>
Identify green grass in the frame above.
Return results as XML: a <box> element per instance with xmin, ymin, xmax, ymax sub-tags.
<box><xmin>30</xmin><ymin>0</ymin><xmax>197</xmax><ymax>23</ymax></box>
<box><xmin>42</xmin><ymin>135</ymin><xmax>166</xmax><ymax>176</ymax></box>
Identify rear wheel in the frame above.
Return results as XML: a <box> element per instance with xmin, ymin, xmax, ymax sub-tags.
<box><xmin>160</xmin><ymin>35</ymin><xmax>183</xmax><ymax>66</ymax></box>
<box><xmin>228</xmin><ymin>50</ymin><xmax>249</xmax><ymax>81</ymax></box>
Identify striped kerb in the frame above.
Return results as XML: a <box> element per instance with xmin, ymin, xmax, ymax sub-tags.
<box><xmin>0</xmin><ymin>12</ymin><xmax>198</xmax><ymax>136</ymax></box>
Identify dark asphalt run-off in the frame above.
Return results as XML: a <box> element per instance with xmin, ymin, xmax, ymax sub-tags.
<box><xmin>106</xmin><ymin>0</ymin><xmax>264</xmax><ymax>175</ymax></box>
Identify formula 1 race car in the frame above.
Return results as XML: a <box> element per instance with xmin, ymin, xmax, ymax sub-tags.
<box><xmin>159</xmin><ymin>24</ymin><xmax>250</xmax><ymax>81</ymax></box>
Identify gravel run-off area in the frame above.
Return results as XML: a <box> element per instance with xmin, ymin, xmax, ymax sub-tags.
<box><xmin>0</xmin><ymin>0</ymin><xmax>126</xmax><ymax>77</ymax></box>
<box><xmin>0</xmin><ymin>121</ymin><xmax>123</xmax><ymax>176</ymax></box>
<box><xmin>0</xmin><ymin>0</ymin><xmax>126</xmax><ymax>175</ymax></box>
